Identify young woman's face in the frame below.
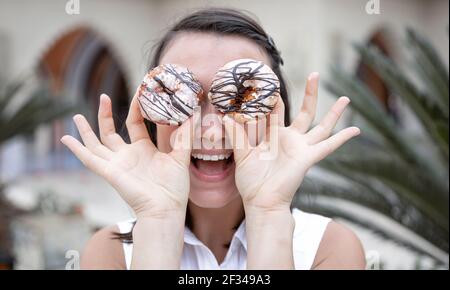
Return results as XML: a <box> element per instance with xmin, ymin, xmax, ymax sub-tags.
<box><xmin>157</xmin><ymin>32</ymin><xmax>272</xmax><ymax>208</ymax></box>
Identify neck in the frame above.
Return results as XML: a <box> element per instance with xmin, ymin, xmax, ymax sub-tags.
<box><xmin>187</xmin><ymin>197</ymin><xmax>245</xmax><ymax>262</ymax></box>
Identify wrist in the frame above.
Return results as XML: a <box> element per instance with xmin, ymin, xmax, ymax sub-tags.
<box><xmin>131</xmin><ymin>212</ymin><xmax>186</xmax><ymax>269</ymax></box>
<box><xmin>243</xmin><ymin>199</ymin><xmax>292</xmax><ymax>219</ymax></box>
<box><xmin>244</xmin><ymin>205</ymin><xmax>295</xmax><ymax>270</ymax></box>
<box><xmin>134</xmin><ymin>208</ymin><xmax>186</xmax><ymax>238</ymax></box>
<box><xmin>133</xmin><ymin>198</ymin><xmax>187</xmax><ymax>220</ymax></box>
<box><xmin>244</xmin><ymin>205</ymin><xmax>294</xmax><ymax>231</ymax></box>
<box><xmin>135</xmin><ymin>207</ymin><xmax>186</xmax><ymax>221</ymax></box>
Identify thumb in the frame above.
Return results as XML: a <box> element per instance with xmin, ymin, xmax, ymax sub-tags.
<box><xmin>169</xmin><ymin>107</ymin><xmax>200</xmax><ymax>166</ymax></box>
<box><xmin>222</xmin><ymin>115</ymin><xmax>252</xmax><ymax>164</ymax></box>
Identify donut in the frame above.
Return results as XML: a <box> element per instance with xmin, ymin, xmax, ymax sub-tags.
<box><xmin>208</xmin><ymin>59</ymin><xmax>280</xmax><ymax>123</ymax></box>
<box><xmin>137</xmin><ymin>64</ymin><xmax>203</xmax><ymax>126</ymax></box>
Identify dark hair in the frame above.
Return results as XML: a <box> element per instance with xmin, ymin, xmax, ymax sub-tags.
<box><xmin>114</xmin><ymin>7</ymin><xmax>291</xmax><ymax>244</ymax></box>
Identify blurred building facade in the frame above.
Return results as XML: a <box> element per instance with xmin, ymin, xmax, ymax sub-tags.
<box><xmin>0</xmin><ymin>0</ymin><xmax>448</xmax><ymax>269</ymax></box>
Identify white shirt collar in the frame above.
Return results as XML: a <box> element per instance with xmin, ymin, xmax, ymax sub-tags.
<box><xmin>183</xmin><ymin>219</ymin><xmax>247</xmax><ymax>251</ymax></box>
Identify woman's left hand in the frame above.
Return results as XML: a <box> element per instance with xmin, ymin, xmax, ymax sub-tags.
<box><xmin>224</xmin><ymin>73</ymin><xmax>360</xmax><ymax>213</ymax></box>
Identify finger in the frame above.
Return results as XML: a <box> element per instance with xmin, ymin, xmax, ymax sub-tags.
<box><xmin>98</xmin><ymin>94</ymin><xmax>126</xmax><ymax>150</ymax></box>
<box><xmin>269</xmin><ymin>96</ymin><xmax>285</xmax><ymax>127</ymax></box>
<box><xmin>169</xmin><ymin>111</ymin><xmax>199</xmax><ymax>166</ymax></box>
<box><xmin>60</xmin><ymin>135</ymin><xmax>108</xmax><ymax>176</ymax></box>
<box><xmin>306</xmin><ymin>96</ymin><xmax>351</xmax><ymax>144</ymax></box>
<box><xmin>311</xmin><ymin>127</ymin><xmax>361</xmax><ymax>163</ymax></box>
<box><xmin>126</xmin><ymin>89</ymin><xmax>153</xmax><ymax>144</ymax></box>
<box><xmin>290</xmin><ymin>72</ymin><xmax>319</xmax><ymax>133</ymax></box>
<box><xmin>246</xmin><ymin>115</ymin><xmax>267</xmax><ymax>147</ymax></box>
<box><xmin>223</xmin><ymin>115</ymin><xmax>251</xmax><ymax>164</ymax></box>
<box><xmin>72</xmin><ymin>114</ymin><xmax>112</xmax><ymax>160</ymax></box>
<box><xmin>257</xmin><ymin>97</ymin><xmax>284</xmax><ymax>144</ymax></box>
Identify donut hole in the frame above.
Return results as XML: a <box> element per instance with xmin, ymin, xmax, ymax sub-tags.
<box><xmin>231</xmin><ymin>86</ymin><xmax>257</xmax><ymax>110</ymax></box>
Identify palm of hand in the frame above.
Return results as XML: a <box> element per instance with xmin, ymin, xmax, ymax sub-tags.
<box><xmin>102</xmin><ymin>140</ymin><xmax>191</xmax><ymax>214</ymax></box>
<box><xmin>61</xmin><ymin>94</ymin><xmax>193</xmax><ymax>216</ymax></box>
<box><xmin>227</xmin><ymin>74</ymin><xmax>360</xmax><ymax>210</ymax></box>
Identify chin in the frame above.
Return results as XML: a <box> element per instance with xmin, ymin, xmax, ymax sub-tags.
<box><xmin>189</xmin><ymin>187</ymin><xmax>240</xmax><ymax>208</ymax></box>
<box><xmin>188</xmin><ymin>167</ymin><xmax>240</xmax><ymax>208</ymax></box>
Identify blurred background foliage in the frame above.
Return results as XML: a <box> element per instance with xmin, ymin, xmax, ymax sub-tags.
<box><xmin>0</xmin><ymin>78</ymin><xmax>76</xmax><ymax>268</ymax></box>
<box><xmin>296</xmin><ymin>28</ymin><xmax>449</xmax><ymax>267</ymax></box>
<box><xmin>0</xmin><ymin>79</ymin><xmax>76</xmax><ymax>143</ymax></box>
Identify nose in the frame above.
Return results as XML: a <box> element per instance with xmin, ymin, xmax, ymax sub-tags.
<box><xmin>199</xmin><ymin>101</ymin><xmax>226</xmax><ymax>150</ymax></box>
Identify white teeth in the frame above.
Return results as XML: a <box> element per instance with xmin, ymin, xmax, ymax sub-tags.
<box><xmin>192</xmin><ymin>152</ymin><xmax>232</xmax><ymax>161</ymax></box>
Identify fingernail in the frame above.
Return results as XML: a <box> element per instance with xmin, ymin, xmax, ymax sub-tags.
<box><xmin>74</xmin><ymin>113</ymin><xmax>85</xmax><ymax>121</ymax></box>
<box><xmin>309</xmin><ymin>72</ymin><xmax>320</xmax><ymax>80</ymax></box>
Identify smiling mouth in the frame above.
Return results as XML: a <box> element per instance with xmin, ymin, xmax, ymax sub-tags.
<box><xmin>190</xmin><ymin>152</ymin><xmax>235</xmax><ymax>180</ymax></box>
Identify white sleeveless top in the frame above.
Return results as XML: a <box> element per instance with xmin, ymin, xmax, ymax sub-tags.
<box><xmin>117</xmin><ymin>208</ymin><xmax>330</xmax><ymax>270</ymax></box>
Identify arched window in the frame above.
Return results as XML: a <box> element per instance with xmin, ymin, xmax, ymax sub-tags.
<box><xmin>356</xmin><ymin>28</ymin><xmax>398</xmax><ymax>120</ymax></box>
<box><xmin>37</xmin><ymin>26</ymin><xmax>130</xmax><ymax>170</ymax></box>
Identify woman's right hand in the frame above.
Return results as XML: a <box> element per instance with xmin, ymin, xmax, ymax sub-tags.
<box><xmin>61</xmin><ymin>93</ymin><xmax>194</xmax><ymax>219</ymax></box>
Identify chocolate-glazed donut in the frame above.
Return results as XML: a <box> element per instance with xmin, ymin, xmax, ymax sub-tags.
<box><xmin>208</xmin><ymin>59</ymin><xmax>280</xmax><ymax>122</ymax></box>
<box><xmin>137</xmin><ymin>64</ymin><xmax>203</xmax><ymax>126</ymax></box>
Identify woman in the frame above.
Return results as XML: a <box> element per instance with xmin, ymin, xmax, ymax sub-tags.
<box><xmin>61</xmin><ymin>8</ymin><xmax>366</xmax><ymax>270</ymax></box>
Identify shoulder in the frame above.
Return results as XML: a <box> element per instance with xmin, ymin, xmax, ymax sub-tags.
<box><xmin>80</xmin><ymin>224</ymin><xmax>127</xmax><ymax>270</ymax></box>
<box><xmin>312</xmin><ymin>220</ymin><xmax>366</xmax><ymax>270</ymax></box>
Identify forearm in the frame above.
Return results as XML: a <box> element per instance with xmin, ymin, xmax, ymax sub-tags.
<box><xmin>131</xmin><ymin>211</ymin><xmax>186</xmax><ymax>269</ymax></box>
<box><xmin>244</xmin><ymin>206</ymin><xmax>295</xmax><ymax>270</ymax></box>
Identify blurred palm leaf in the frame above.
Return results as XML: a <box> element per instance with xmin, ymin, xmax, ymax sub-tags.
<box><xmin>295</xmin><ymin>28</ymin><xmax>449</xmax><ymax>265</ymax></box>
<box><xmin>0</xmin><ymin>78</ymin><xmax>77</xmax><ymax>143</ymax></box>
<box><xmin>0</xmin><ymin>77</ymin><xmax>77</xmax><ymax>267</ymax></box>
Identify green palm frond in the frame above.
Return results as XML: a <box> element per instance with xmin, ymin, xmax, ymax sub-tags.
<box><xmin>0</xmin><ymin>77</ymin><xmax>77</xmax><ymax>266</ymax></box>
<box><xmin>326</xmin><ymin>68</ymin><xmax>433</xmax><ymax>167</ymax></box>
<box><xmin>299</xmin><ymin>175</ymin><xmax>396</xmax><ymax>219</ymax></box>
<box><xmin>0</xmin><ymin>79</ymin><xmax>24</xmax><ymax>115</ymax></box>
<box><xmin>326</xmin><ymin>68</ymin><xmax>448</xmax><ymax>192</ymax></box>
<box><xmin>406</xmin><ymin>28</ymin><xmax>449</xmax><ymax>114</ymax></box>
<box><xmin>354</xmin><ymin>43</ymin><xmax>449</xmax><ymax>160</ymax></box>
<box><xmin>321</xmin><ymin>154</ymin><xmax>448</xmax><ymax>229</ymax></box>
<box><xmin>298</xmin><ymin>173</ymin><xmax>448</xmax><ymax>252</ymax></box>
<box><xmin>300</xmin><ymin>28</ymin><xmax>449</xmax><ymax>264</ymax></box>
<box><xmin>295</xmin><ymin>195</ymin><xmax>449</xmax><ymax>265</ymax></box>
<box><xmin>0</xmin><ymin>79</ymin><xmax>77</xmax><ymax>144</ymax></box>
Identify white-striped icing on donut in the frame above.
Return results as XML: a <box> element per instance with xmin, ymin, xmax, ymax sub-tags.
<box><xmin>138</xmin><ymin>64</ymin><xmax>203</xmax><ymax>126</ymax></box>
<box><xmin>208</xmin><ymin>59</ymin><xmax>280</xmax><ymax>123</ymax></box>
